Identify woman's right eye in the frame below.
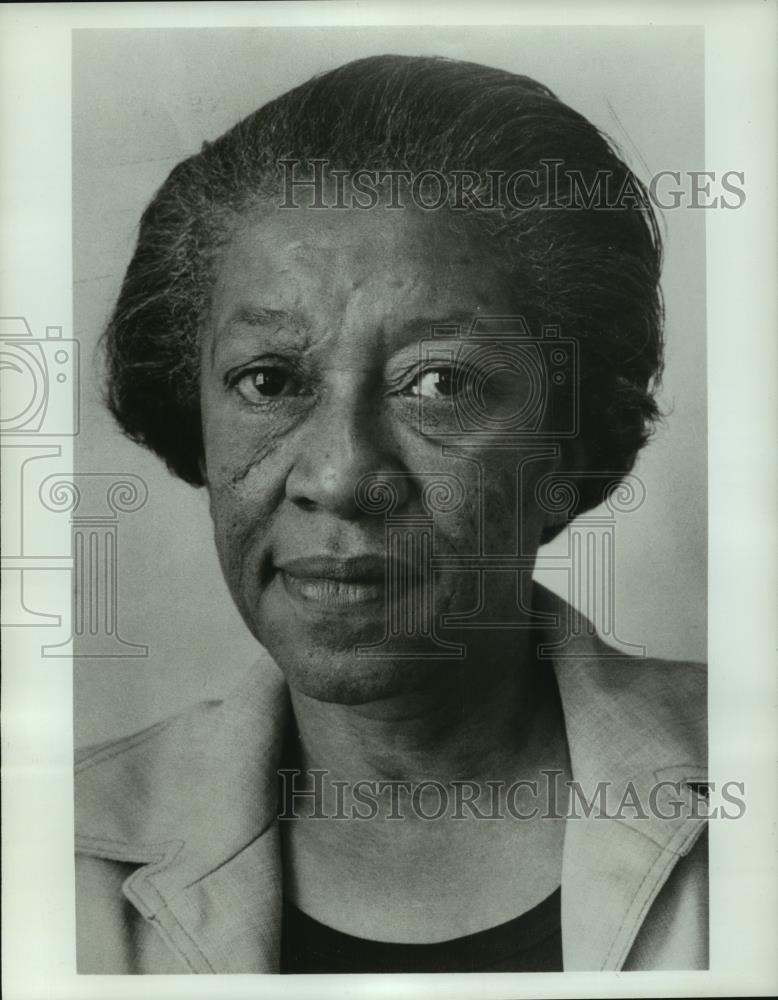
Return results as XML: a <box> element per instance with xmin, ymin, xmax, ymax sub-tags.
<box><xmin>233</xmin><ymin>366</ymin><xmax>297</xmax><ymax>404</ymax></box>
<box><xmin>407</xmin><ymin>367</ymin><xmax>458</xmax><ymax>400</ymax></box>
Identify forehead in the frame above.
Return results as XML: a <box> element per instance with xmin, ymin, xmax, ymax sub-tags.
<box><xmin>209</xmin><ymin>202</ymin><xmax>515</xmax><ymax>333</ymax></box>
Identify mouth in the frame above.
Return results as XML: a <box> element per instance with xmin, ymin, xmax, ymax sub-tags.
<box><xmin>275</xmin><ymin>555</ymin><xmax>423</xmax><ymax>610</ymax></box>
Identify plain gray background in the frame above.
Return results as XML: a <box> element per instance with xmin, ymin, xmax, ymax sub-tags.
<box><xmin>73</xmin><ymin>26</ymin><xmax>706</xmax><ymax>747</ymax></box>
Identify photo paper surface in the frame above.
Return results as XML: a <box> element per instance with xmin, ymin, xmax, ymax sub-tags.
<box><xmin>2</xmin><ymin>4</ymin><xmax>776</xmax><ymax>999</ymax></box>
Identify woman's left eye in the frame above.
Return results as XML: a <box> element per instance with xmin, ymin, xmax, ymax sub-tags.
<box><xmin>406</xmin><ymin>367</ymin><xmax>460</xmax><ymax>400</ymax></box>
<box><xmin>233</xmin><ymin>366</ymin><xmax>297</xmax><ymax>404</ymax></box>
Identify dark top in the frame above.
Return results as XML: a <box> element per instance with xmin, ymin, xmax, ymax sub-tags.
<box><xmin>280</xmin><ymin>887</ymin><xmax>563</xmax><ymax>974</ymax></box>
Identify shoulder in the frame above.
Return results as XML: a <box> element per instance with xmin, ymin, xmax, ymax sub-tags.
<box><xmin>585</xmin><ymin>643</ymin><xmax>707</xmax><ymax>711</ymax></box>
<box><xmin>75</xmin><ymin>693</ymin><xmax>226</xmax><ymax>775</ymax></box>
<box><xmin>75</xmin><ymin>696</ymin><xmax>226</xmax><ymax>845</ymax></box>
<box><xmin>542</xmin><ymin>579</ymin><xmax>707</xmax><ymax>779</ymax></box>
<box><xmin>591</xmin><ymin>644</ymin><xmax>706</xmax><ymax>738</ymax></box>
<box><xmin>75</xmin><ymin>658</ymin><xmax>289</xmax><ymax>851</ymax></box>
<box><xmin>559</xmin><ymin>640</ymin><xmax>708</xmax><ymax>778</ymax></box>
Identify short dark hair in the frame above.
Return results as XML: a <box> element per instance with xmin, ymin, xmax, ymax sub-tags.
<box><xmin>102</xmin><ymin>54</ymin><xmax>663</xmax><ymax>526</ymax></box>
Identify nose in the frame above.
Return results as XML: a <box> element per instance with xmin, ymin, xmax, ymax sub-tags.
<box><xmin>284</xmin><ymin>376</ymin><xmax>410</xmax><ymax>520</ymax></box>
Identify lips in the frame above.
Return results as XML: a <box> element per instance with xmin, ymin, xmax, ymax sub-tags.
<box><xmin>279</xmin><ymin>555</ymin><xmax>388</xmax><ymax>583</ymax></box>
<box><xmin>275</xmin><ymin>554</ymin><xmax>423</xmax><ymax>609</ymax></box>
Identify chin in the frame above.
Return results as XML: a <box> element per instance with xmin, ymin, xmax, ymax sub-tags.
<box><xmin>267</xmin><ymin>642</ymin><xmax>455</xmax><ymax>706</ymax></box>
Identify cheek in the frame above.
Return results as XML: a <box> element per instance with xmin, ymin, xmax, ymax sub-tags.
<box><xmin>207</xmin><ymin>485</ymin><xmax>251</xmax><ymax>593</ymax></box>
<box><xmin>201</xmin><ymin>398</ymin><xmax>291</xmax><ymax>560</ymax></box>
<box><xmin>205</xmin><ymin>468</ymin><xmax>278</xmax><ymax>609</ymax></box>
<box><xmin>201</xmin><ymin>397</ymin><xmax>289</xmax><ymax>489</ymax></box>
<box><xmin>433</xmin><ymin>454</ymin><xmax>552</xmax><ymax>556</ymax></box>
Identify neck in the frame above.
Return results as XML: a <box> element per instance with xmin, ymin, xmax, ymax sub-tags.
<box><xmin>280</xmin><ymin>630</ymin><xmax>571</xmax><ymax>934</ymax></box>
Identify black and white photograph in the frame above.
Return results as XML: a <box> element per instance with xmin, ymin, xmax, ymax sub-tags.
<box><xmin>1</xmin><ymin>3</ymin><xmax>776</xmax><ymax>998</ymax></box>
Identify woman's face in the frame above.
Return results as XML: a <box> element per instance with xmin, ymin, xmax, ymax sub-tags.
<box><xmin>200</xmin><ymin>201</ymin><xmax>560</xmax><ymax>704</ymax></box>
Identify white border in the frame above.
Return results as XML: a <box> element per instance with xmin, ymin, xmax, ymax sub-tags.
<box><xmin>2</xmin><ymin>2</ymin><xmax>776</xmax><ymax>998</ymax></box>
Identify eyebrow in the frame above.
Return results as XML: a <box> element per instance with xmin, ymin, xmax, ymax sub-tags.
<box><xmin>211</xmin><ymin>306</ymin><xmax>487</xmax><ymax>364</ymax></box>
<box><xmin>212</xmin><ymin>306</ymin><xmax>310</xmax><ymax>363</ymax></box>
<box><xmin>225</xmin><ymin>306</ymin><xmax>301</xmax><ymax>329</ymax></box>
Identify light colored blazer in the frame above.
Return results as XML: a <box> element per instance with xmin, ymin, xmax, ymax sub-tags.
<box><xmin>75</xmin><ymin>586</ymin><xmax>708</xmax><ymax>973</ymax></box>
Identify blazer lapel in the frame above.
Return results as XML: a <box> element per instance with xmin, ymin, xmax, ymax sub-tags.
<box><xmin>129</xmin><ymin>824</ymin><xmax>284</xmax><ymax>973</ymax></box>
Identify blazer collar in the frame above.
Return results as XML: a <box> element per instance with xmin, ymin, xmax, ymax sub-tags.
<box><xmin>75</xmin><ymin>584</ymin><xmax>707</xmax><ymax>972</ymax></box>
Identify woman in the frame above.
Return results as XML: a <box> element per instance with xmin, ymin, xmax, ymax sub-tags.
<box><xmin>75</xmin><ymin>54</ymin><xmax>707</xmax><ymax>973</ymax></box>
